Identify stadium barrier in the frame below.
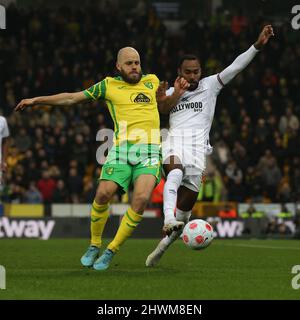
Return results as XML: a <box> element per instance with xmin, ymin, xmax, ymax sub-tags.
<box><xmin>0</xmin><ymin>203</ymin><xmax>298</xmax><ymax>239</ymax></box>
<box><xmin>2</xmin><ymin>202</ymin><xmax>298</xmax><ymax>219</ymax></box>
<box><xmin>193</xmin><ymin>202</ymin><xmax>297</xmax><ymax>218</ymax></box>
<box><xmin>0</xmin><ymin>202</ymin><xmax>300</xmax><ymax>218</ymax></box>
<box><xmin>3</xmin><ymin>203</ymin><xmax>162</xmax><ymax>218</ymax></box>
<box><xmin>0</xmin><ymin>216</ymin><xmax>298</xmax><ymax>240</ymax></box>
<box><xmin>4</xmin><ymin>204</ymin><xmax>44</xmax><ymax>217</ymax></box>
<box><xmin>192</xmin><ymin>202</ymin><xmax>237</xmax><ymax>217</ymax></box>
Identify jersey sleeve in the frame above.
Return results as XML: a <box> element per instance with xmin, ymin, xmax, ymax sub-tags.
<box><xmin>202</xmin><ymin>75</ymin><xmax>224</xmax><ymax>96</ymax></box>
<box><xmin>218</xmin><ymin>45</ymin><xmax>259</xmax><ymax>86</ymax></box>
<box><xmin>1</xmin><ymin>118</ymin><xmax>9</xmax><ymax>138</ymax></box>
<box><xmin>83</xmin><ymin>78</ymin><xmax>107</xmax><ymax>100</ymax></box>
<box><xmin>152</xmin><ymin>75</ymin><xmax>160</xmax><ymax>91</ymax></box>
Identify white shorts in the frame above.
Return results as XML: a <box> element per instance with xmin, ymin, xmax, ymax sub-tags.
<box><xmin>162</xmin><ymin>134</ymin><xmax>206</xmax><ymax>192</ymax></box>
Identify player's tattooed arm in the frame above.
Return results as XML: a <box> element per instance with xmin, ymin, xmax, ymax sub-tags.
<box><xmin>254</xmin><ymin>25</ymin><xmax>274</xmax><ymax>50</ymax></box>
<box><xmin>14</xmin><ymin>91</ymin><xmax>88</xmax><ymax>111</ymax></box>
<box><xmin>156</xmin><ymin>77</ymin><xmax>189</xmax><ymax>114</ymax></box>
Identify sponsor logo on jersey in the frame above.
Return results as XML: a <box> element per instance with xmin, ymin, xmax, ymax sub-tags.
<box><xmin>131</xmin><ymin>93</ymin><xmax>152</xmax><ymax>103</ymax></box>
<box><xmin>171</xmin><ymin>101</ymin><xmax>203</xmax><ymax>114</ymax></box>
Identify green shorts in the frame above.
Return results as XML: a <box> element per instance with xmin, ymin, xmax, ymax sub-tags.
<box><xmin>100</xmin><ymin>142</ymin><xmax>161</xmax><ymax>193</ymax></box>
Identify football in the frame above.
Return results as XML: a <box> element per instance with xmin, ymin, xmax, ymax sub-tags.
<box><xmin>182</xmin><ymin>219</ymin><xmax>214</xmax><ymax>250</ymax></box>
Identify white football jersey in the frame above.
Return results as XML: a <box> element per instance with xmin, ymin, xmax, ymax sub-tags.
<box><xmin>0</xmin><ymin>116</ymin><xmax>10</xmax><ymax>163</ymax></box>
<box><xmin>166</xmin><ymin>74</ymin><xmax>223</xmax><ymax>154</ymax></box>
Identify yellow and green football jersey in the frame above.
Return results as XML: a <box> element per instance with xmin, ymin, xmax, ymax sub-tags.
<box><xmin>83</xmin><ymin>74</ymin><xmax>160</xmax><ymax>145</ymax></box>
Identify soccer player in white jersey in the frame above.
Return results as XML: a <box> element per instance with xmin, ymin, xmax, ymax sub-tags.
<box><xmin>0</xmin><ymin>115</ymin><xmax>10</xmax><ymax>186</ymax></box>
<box><xmin>146</xmin><ymin>25</ymin><xmax>274</xmax><ymax>266</ymax></box>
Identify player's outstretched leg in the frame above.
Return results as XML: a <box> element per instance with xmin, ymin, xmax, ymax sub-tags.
<box><xmin>93</xmin><ymin>248</ymin><xmax>115</xmax><ymax>271</ymax></box>
<box><xmin>81</xmin><ymin>201</ymin><xmax>110</xmax><ymax>267</ymax></box>
<box><xmin>146</xmin><ymin>231</ymin><xmax>180</xmax><ymax>267</ymax></box>
<box><xmin>81</xmin><ymin>245</ymin><xmax>100</xmax><ymax>267</ymax></box>
<box><xmin>93</xmin><ymin>175</ymin><xmax>157</xmax><ymax>270</ymax></box>
<box><xmin>93</xmin><ymin>206</ymin><xmax>143</xmax><ymax>270</ymax></box>
<box><xmin>163</xmin><ymin>220</ymin><xmax>184</xmax><ymax>236</ymax></box>
<box><xmin>146</xmin><ymin>209</ymin><xmax>191</xmax><ymax>267</ymax></box>
<box><xmin>163</xmin><ymin>168</ymin><xmax>184</xmax><ymax>235</ymax></box>
<box><xmin>81</xmin><ymin>181</ymin><xmax>118</xmax><ymax>267</ymax></box>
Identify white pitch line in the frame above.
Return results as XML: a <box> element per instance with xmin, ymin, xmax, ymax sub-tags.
<box><xmin>220</xmin><ymin>243</ymin><xmax>300</xmax><ymax>251</ymax></box>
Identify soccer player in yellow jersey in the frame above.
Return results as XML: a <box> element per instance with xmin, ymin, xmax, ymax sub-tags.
<box><xmin>15</xmin><ymin>47</ymin><xmax>183</xmax><ymax>271</ymax></box>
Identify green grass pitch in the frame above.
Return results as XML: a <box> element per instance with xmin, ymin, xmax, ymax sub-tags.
<box><xmin>0</xmin><ymin>238</ymin><xmax>300</xmax><ymax>300</ymax></box>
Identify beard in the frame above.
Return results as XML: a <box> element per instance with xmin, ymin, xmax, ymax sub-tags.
<box><xmin>187</xmin><ymin>81</ymin><xmax>199</xmax><ymax>91</ymax></box>
<box><xmin>119</xmin><ymin>69</ymin><xmax>142</xmax><ymax>84</ymax></box>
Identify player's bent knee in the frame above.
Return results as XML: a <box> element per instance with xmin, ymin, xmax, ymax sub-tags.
<box><xmin>134</xmin><ymin>194</ymin><xmax>150</xmax><ymax>206</ymax></box>
<box><xmin>131</xmin><ymin>193</ymin><xmax>150</xmax><ymax>213</ymax></box>
<box><xmin>95</xmin><ymin>189</ymin><xmax>113</xmax><ymax>204</ymax></box>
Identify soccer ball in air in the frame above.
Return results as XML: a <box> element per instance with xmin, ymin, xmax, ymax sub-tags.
<box><xmin>182</xmin><ymin>219</ymin><xmax>214</xmax><ymax>250</ymax></box>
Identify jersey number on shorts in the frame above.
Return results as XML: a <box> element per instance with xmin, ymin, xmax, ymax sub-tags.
<box><xmin>141</xmin><ymin>158</ymin><xmax>159</xmax><ymax>167</ymax></box>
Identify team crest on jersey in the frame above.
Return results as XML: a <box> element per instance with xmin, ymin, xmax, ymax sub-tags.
<box><xmin>143</xmin><ymin>81</ymin><xmax>153</xmax><ymax>89</ymax></box>
<box><xmin>131</xmin><ymin>92</ymin><xmax>152</xmax><ymax>103</ymax></box>
<box><xmin>105</xmin><ymin>167</ymin><xmax>114</xmax><ymax>175</ymax></box>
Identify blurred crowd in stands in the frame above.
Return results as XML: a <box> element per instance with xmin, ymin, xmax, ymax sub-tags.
<box><xmin>0</xmin><ymin>1</ymin><xmax>299</xmax><ymax>205</ymax></box>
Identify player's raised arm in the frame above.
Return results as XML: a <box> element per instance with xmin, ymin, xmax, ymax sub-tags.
<box><xmin>14</xmin><ymin>91</ymin><xmax>89</xmax><ymax>111</ymax></box>
<box><xmin>218</xmin><ymin>25</ymin><xmax>274</xmax><ymax>86</ymax></box>
<box><xmin>157</xmin><ymin>77</ymin><xmax>189</xmax><ymax>114</ymax></box>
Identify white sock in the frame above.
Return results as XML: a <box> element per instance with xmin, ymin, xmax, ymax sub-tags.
<box><xmin>163</xmin><ymin>168</ymin><xmax>183</xmax><ymax>224</ymax></box>
<box><xmin>175</xmin><ymin>208</ymin><xmax>192</xmax><ymax>224</ymax></box>
<box><xmin>161</xmin><ymin>208</ymin><xmax>192</xmax><ymax>250</ymax></box>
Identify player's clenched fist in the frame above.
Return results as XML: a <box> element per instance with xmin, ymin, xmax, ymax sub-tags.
<box><xmin>254</xmin><ymin>25</ymin><xmax>274</xmax><ymax>50</ymax></box>
<box><xmin>174</xmin><ymin>76</ymin><xmax>189</xmax><ymax>96</ymax></box>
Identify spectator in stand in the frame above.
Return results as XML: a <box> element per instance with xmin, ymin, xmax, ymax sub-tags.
<box><xmin>213</xmin><ymin>140</ymin><xmax>231</xmax><ymax>171</ymax></box>
<box><xmin>67</xmin><ymin>167</ymin><xmax>83</xmax><ymax>203</ymax></box>
<box><xmin>232</xmin><ymin>142</ymin><xmax>248</xmax><ymax>173</ymax></box>
<box><xmin>14</xmin><ymin>128</ymin><xmax>32</xmax><ymax>153</ymax></box>
<box><xmin>231</xmin><ymin>9</ymin><xmax>248</xmax><ymax>35</ymax></box>
<box><xmin>24</xmin><ymin>181</ymin><xmax>43</xmax><ymax>203</ymax></box>
<box><xmin>8</xmin><ymin>184</ymin><xmax>24</xmax><ymax>203</ymax></box>
<box><xmin>277</xmin><ymin>179</ymin><xmax>292</xmax><ymax>203</ymax></box>
<box><xmin>255</xmin><ymin>118</ymin><xmax>270</xmax><ymax>145</ymax></box>
<box><xmin>261</xmin><ymin>158</ymin><xmax>282</xmax><ymax>201</ymax></box>
<box><xmin>244</xmin><ymin>167</ymin><xmax>263</xmax><ymax>202</ymax></box>
<box><xmin>257</xmin><ymin>149</ymin><xmax>275</xmax><ymax>171</ymax></box>
<box><xmin>82</xmin><ymin>179</ymin><xmax>96</xmax><ymax>204</ymax></box>
<box><xmin>71</xmin><ymin>134</ymin><xmax>89</xmax><ymax>173</ymax></box>
<box><xmin>7</xmin><ymin>147</ymin><xmax>23</xmax><ymax>171</ymax></box>
<box><xmin>279</xmin><ymin>107</ymin><xmax>299</xmax><ymax>135</ymax></box>
<box><xmin>37</xmin><ymin>170</ymin><xmax>56</xmax><ymax>203</ymax></box>
<box><xmin>224</xmin><ymin>160</ymin><xmax>244</xmax><ymax>201</ymax></box>
<box><xmin>218</xmin><ymin>204</ymin><xmax>237</xmax><ymax>219</ymax></box>
<box><xmin>52</xmin><ymin>179</ymin><xmax>69</xmax><ymax>203</ymax></box>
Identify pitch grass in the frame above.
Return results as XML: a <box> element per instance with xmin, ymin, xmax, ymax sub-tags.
<box><xmin>0</xmin><ymin>239</ymin><xmax>300</xmax><ymax>300</ymax></box>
